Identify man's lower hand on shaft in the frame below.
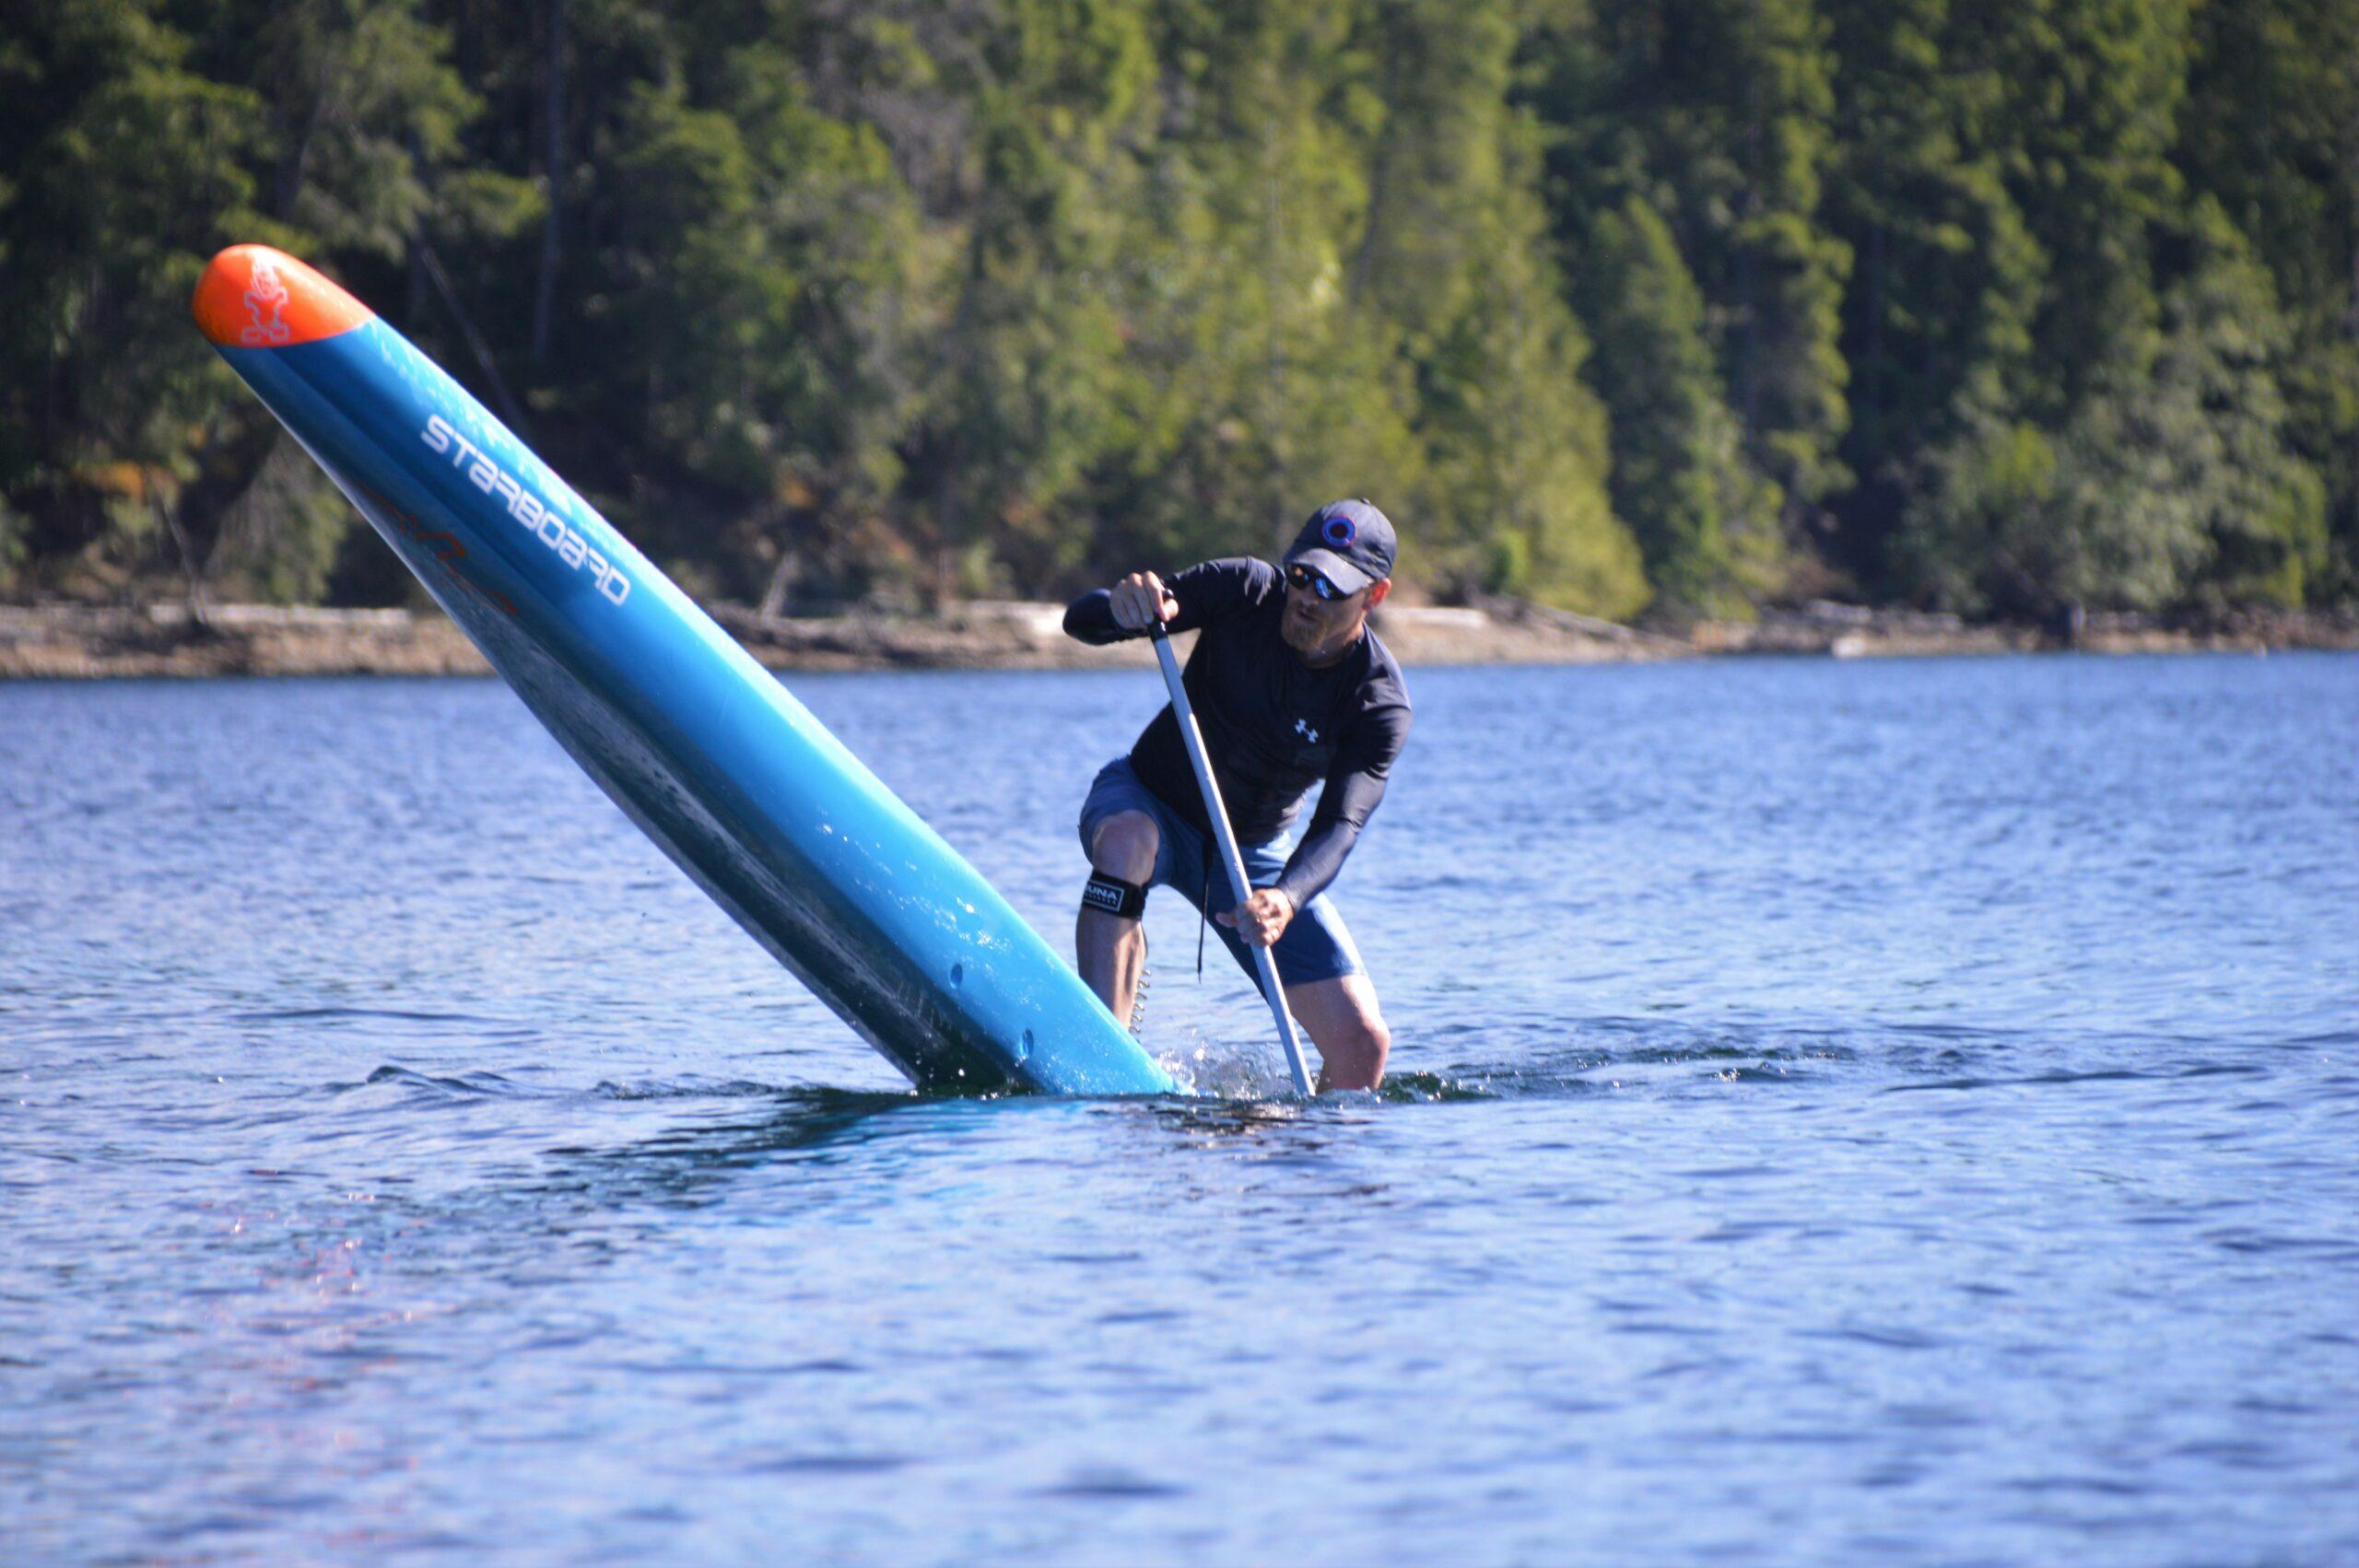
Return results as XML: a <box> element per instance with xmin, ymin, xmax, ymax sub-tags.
<box><xmin>1217</xmin><ymin>886</ymin><xmax>1295</xmax><ymax>948</ymax></box>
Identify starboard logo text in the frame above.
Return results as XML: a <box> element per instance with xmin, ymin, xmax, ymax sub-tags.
<box><xmin>421</xmin><ymin>415</ymin><xmax>630</xmax><ymax>605</ymax></box>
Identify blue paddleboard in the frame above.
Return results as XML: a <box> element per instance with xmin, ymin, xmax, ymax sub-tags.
<box><xmin>194</xmin><ymin>244</ymin><xmax>1174</xmax><ymax>1096</ymax></box>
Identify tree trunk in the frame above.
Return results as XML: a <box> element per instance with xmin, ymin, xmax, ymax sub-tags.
<box><xmin>418</xmin><ymin>241</ymin><xmax>531</xmax><ymax>435</ymax></box>
<box><xmin>758</xmin><ymin>545</ymin><xmax>801</xmax><ymax>621</ymax></box>
<box><xmin>532</xmin><ymin>0</ymin><xmax>568</xmax><ymax>369</ymax></box>
<box><xmin>153</xmin><ymin>477</ymin><xmax>212</xmax><ymax>632</ymax></box>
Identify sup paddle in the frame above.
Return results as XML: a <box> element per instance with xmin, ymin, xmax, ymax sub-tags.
<box><xmin>1147</xmin><ymin>621</ymin><xmax>1318</xmax><ymax>1096</ymax></box>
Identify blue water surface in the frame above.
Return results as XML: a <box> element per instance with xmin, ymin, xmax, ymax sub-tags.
<box><xmin>3</xmin><ymin>653</ymin><xmax>2355</xmax><ymax>1563</ymax></box>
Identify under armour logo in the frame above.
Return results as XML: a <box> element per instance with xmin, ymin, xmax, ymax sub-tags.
<box><xmin>1294</xmin><ymin>719</ymin><xmax>1320</xmax><ymax>743</ymax></box>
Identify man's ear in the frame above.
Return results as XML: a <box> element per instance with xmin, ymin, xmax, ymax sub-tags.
<box><xmin>1366</xmin><ymin>579</ymin><xmax>1392</xmax><ymax>609</ymax></box>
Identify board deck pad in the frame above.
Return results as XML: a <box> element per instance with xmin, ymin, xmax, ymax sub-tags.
<box><xmin>195</xmin><ymin>245</ymin><xmax>1176</xmax><ymax>1096</ymax></box>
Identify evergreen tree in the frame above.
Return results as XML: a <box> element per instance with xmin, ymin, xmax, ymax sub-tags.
<box><xmin>3</xmin><ymin>0</ymin><xmax>2353</xmax><ymax>617</ymax></box>
<box><xmin>1081</xmin><ymin>0</ymin><xmax>1426</xmax><ymax>572</ymax></box>
<box><xmin>1532</xmin><ymin>0</ymin><xmax>1850</xmax><ymax>531</ymax></box>
<box><xmin>1573</xmin><ymin>193</ymin><xmax>1776</xmax><ymax>617</ymax></box>
<box><xmin>1897</xmin><ymin>201</ymin><xmax>2327</xmax><ymax>615</ymax></box>
<box><xmin>2174</xmin><ymin>0</ymin><xmax>2359</xmax><ymax>598</ymax></box>
<box><xmin>1348</xmin><ymin>0</ymin><xmax>1645</xmax><ymax>613</ymax></box>
<box><xmin>904</xmin><ymin>0</ymin><xmax>1159</xmax><ymax>599</ymax></box>
<box><xmin>1819</xmin><ymin>0</ymin><xmax>2043</xmax><ymax>586</ymax></box>
<box><xmin>2160</xmin><ymin>201</ymin><xmax>2330</xmax><ymax>608</ymax></box>
<box><xmin>1963</xmin><ymin>0</ymin><xmax>2189</xmax><ymax>415</ymax></box>
<box><xmin>0</xmin><ymin>0</ymin><xmax>263</xmax><ymax>595</ymax></box>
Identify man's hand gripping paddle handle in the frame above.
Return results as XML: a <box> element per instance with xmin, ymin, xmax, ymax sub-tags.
<box><xmin>1147</xmin><ymin>621</ymin><xmax>1318</xmax><ymax>1096</ymax></box>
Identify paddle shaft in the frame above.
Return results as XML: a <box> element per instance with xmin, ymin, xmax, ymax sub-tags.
<box><xmin>1147</xmin><ymin>622</ymin><xmax>1317</xmax><ymax>1096</ymax></box>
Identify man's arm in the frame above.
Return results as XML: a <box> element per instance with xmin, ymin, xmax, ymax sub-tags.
<box><xmin>1062</xmin><ymin>558</ymin><xmax>1270</xmax><ymax>645</ymax></box>
<box><xmin>1269</xmin><ymin>703</ymin><xmax>1411</xmax><ymax>911</ymax></box>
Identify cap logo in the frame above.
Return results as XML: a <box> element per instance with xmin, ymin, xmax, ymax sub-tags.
<box><xmin>1321</xmin><ymin>513</ymin><xmax>1357</xmax><ymax>547</ymax></box>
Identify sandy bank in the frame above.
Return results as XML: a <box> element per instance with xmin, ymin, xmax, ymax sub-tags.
<box><xmin>0</xmin><ymin>599</ymin><xmax>2350</xmax><ymax>679</ymax></box>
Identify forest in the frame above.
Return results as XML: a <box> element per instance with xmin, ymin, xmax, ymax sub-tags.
<box><xmin>4</xmin><ymin>0</ymin><xmax>2354</xmax><ymax>625</ymax></box>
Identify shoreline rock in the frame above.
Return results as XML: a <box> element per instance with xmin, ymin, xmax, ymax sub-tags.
<box><xmin>0</xmin><ymin>598</ymin><xmax>2351</xmax><ymax>679</ymax></box>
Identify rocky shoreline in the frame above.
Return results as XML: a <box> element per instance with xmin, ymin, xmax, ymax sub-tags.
<box><xmin>1</xmin><ymin>598</ymin><xmax>2351</xmax><ymax>679</ymax></box>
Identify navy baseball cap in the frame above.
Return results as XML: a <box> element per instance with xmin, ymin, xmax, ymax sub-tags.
<box><xmin>1284</xmin><ymin>499</ymin><xmax>1397</xmax><ymax>594</ymax></box>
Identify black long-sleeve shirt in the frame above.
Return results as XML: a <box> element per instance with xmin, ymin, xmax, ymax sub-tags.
<box><xmin>1063</xmin><ymin>557</ymin><xmax>1412</xmax><ymax>908</ymax></box>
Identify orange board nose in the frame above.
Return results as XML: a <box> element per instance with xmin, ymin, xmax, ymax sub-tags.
<box><xmin>193</xmin><ymin>244</ymin><xmax>373</xmax><ymax>348</ymax></box>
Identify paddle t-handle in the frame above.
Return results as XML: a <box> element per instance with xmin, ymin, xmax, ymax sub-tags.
<box><xmin>1147</xmin><ymin>618</ymin><xmax>1318</xmax><ymax>1096</ymax></box>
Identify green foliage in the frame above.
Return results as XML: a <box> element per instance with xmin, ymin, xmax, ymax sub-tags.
<box><xmin>184</xmin><ymin>0</ymin><xmax>479</xmax><ymax>258</ymax></box>
<box><xmin>909</xmin><ymin>0</ymin><xmax>1161</xmax><ymax>597</ymax></box>
<box><xmin>2157</xmin><ymin>203</ymin><xmax>2329</xmax><ymax>608</ymax></box>
<box><xmin>1898</xmin><ymin>203</ymin><xmax>2327</xmax><ymax>615</ymax></box>
<box><xmin>1574</xmin><ymin>195</ymin><xmax>1778</xmax><ymax>616</ymax></box>
<box><xmin>2173</xmin><ymin>0</ymin><xmax>2359</xmax><ymax>599</ymax></box>
<box><xmin>0</xmin><ymin>0</ymin><xmax>491</xmax><ymax>601</ymax></box>
<box><xmin>1078</xmin><ymin>2</ymin><xmax>1425</xmax><ymax>570</ymax></box>
<box><xmin>1890</xmin><ymin>409</ymin><xmax>2060</xmax><ymax>617</ymax></box>
<box><xmin>2</xmin><ymin>0</ymin><xmax>2353</xmax><ymax>618</ymax></box>
<box><xmin>1819</xmin><ymin>0</ymin><xmax>2045</xmax><ymax>579</ymax></box>
<box><xmin>1967</xmin><ymin>0</ymin><xmax>2191</xmax><ymax>412</ymax></box>
<box><xmin>558</xmin><ymin>29</ymin><xmax>933</xmax><ymax>602</ymax></box>
<box><xmin>1531</xmin><ymin>0</ymin><xmax>1852</xmax><ymax>532</ymax></box>
<box><xmin>1346</xmin><ymin>0</ymin><xmax>1645</xmax><ymax>614</ymax></box>
<box><xmin>204</xmin><ymin>437</ymin><xmax>357</xmax><ymax>603</ymax></box>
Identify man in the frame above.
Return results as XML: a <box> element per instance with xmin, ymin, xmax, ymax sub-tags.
<box><xmin>1063</xmin><ymin>499</ymin><xmax>1412</xmax><ymax>1092</ymax></box>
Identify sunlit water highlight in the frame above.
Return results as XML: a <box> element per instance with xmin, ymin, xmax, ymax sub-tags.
<box><xmin>4</xmin><ymin>654</ymin><xmax>2355</xmax><ymax>1562</ymax></box>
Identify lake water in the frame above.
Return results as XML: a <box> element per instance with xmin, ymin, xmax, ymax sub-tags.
<box><xmin>4</xmin><ymin>653</ymin><xmax>2355</xmax><ymax>1563</ymax></box>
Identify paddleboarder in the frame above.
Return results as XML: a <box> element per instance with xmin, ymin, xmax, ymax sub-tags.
<box><xmin>1064</xmin><ymin>499</ymin><xmax>1412</xmax><ymax>1092</ymax></box>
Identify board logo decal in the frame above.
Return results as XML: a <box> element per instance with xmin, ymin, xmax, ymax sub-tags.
<box><xmin>241</xmin><ymin>254</ymin><xmax>293</xmax><ymax>345</ymax></box>
<box><xmin>422</xmin><ymin>415</ymin><xmax>631</xmax><ymax>606</ymax></box>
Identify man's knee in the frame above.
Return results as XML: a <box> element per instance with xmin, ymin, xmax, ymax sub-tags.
<box><xmin>1318</xmin><ymin>1012</ymin><xmax>1389</xmax><ymax>1092</ymax></box>
<box><xmin>1287</xmin><ymin>975</ymin><xmax>1390</xmax><ymax>1089</ymax></box>
<box><xmin>1341</xmin><ymin>1012</ymin><xmax>1391</xmax><ymax>1071</ymax></box>
<box><xmin>1088</xmin><ymin>811</ymin><xmax>1159</xmax><ymax>884</ymax></box>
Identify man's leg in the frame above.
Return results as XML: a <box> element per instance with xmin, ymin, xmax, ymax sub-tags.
<box><xmin>1285</xmin><ymin>973</ymin><xmax>1391</xmax><ymax>1092</ymax></box>
<box><xmin>1077</xmin><ymin>811</ymin><xmax>1159</xmax><ymax>1026</ymax></box>
<box><xmin>1222</xmin><ymin>841</ymin><xmax>1386</xmax><ymax>1092</ymax></box>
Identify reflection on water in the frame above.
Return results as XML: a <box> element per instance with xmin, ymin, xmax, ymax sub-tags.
<box><xmin>4</xmin><ymin>656</ymin><xmax>2356</xmax><ymax>1563</ymax></box>
<box><xmin>563</xmin><ymin>1087</ymin><xmax>935</xmax><ymax>1176</ymax></box>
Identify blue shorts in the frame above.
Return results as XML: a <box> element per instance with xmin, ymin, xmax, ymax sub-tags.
<box><xmin>1077</xmin><ymin>756</ymin><xmax>1365</xmax><ymax>987</ymax></box>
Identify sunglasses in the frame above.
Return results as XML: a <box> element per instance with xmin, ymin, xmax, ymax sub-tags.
<box><xmin>1285</xmin><ymin>563</ymin><xmax>1349</xmax><ymax>603</ymax></box>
